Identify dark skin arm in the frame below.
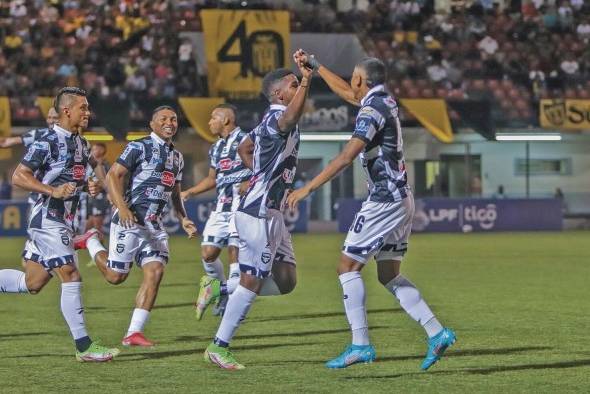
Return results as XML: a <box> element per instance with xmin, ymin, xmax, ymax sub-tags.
<box><xmin>180</xmin><ymin>168</ymin><xmax>216</xmax><ymax>201</ymax></box>
<box><xmin>286</xmin><ymin>137</ymin><xmax>366</xmax><ymax>210</ymax></box>
<box><xmin>87</xmin><ymin>156</ymin><xmax>106</xmax><ymax>197</ymax></box>
<box><xmin>172</xmin><ymin>182</ymin><xmax>197</xmax><ymax>238</ymax></box>
<box><xmin>106</xmin><ymin>162</ymin><xmax>136</xmax><ymax>228</ymax></box>
<box><xmin>238</xmin><ymin>136</ymin><xmax>254</xmax><ymax>170</ymax></box>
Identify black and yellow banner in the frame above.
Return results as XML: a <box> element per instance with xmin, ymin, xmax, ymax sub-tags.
<box><xmin>540</xmin><ymin>99</ymin><xmax>590</xmax><ymax>130</ymax></box>
<box><xmin>201</xmin><ymin>10</ymin><xmax>290</xmax><ymax>99</ymax></box>
<box><xmin>400</xmin><ymin>99</ymin><xmax>454</xmax><ymax>143</ymax></box>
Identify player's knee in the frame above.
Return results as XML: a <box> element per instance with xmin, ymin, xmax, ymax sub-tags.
<box><xmin>27</xmin><ymin>285</ymin><xmax>43</xmax><ymax>294</ymax></box>
<box><xmin>201</xmin><ymin>248</ymin><xmax>219</xmax><ymax>263</ymax></box>
<box><xmin>107</xmin><ymin>272</ymin><xmax>127</xmax><ymax>285</ymax></box>
<box><xmin>278</xmin><ymin>277</ymin><xmax>296</xmax><ymax>294</ymax></box>
<box><xmin>144</xmin><ymin>263</ymin><xmax>165</xmax><ymax>283</ymax></box>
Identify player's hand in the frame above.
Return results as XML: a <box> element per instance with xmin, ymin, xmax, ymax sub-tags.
<box><xmin>286</xmin><ymin>186</ymin><xmax>310</xmax><ymax>211</ymax></box>
<box><xmin>182</xmin><ymin>217</ymin><xmax>197</xmax><ymax>238</ymax></box>
<box><xmin>88</xmin><ymin>178</ymin><xmax>103</xmax><ymax>197</ymax></box>
<box><xmin>118</xmin><ymin>206</ymin><xmax>137</xmax><ymax>228</ymax></box>
<box><xmin>294</xmin><ymin>49</ymin><xmax>313</xmax><ymax>79</ymax></box>
<box><xmin>238</xmin><ymin>180</ymin><xmax>249</xmax><ymax>196</ymax></box>
<box><xmin>51</xmin><ymin>182</ymin><xmax>77</xmax><ymax>199</ymax></box>
<box><xmin>180</xmin><ymin>190</ymin><xmax>190</xmax><ymax>201</ymax></box>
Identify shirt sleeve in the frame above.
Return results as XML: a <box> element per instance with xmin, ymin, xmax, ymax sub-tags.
<box><xmin>265</xmin><ymin>110</ymin><xmax>283</xmax><ymax>136</ymax></box>
<box><xmin>21</xmin><ymin>129</ymin><xmax>38</xmax><ymax>148</ymax></box>
<box><xmin>116</xmin><ymin>141</ymin><xmax>144</xmax><ymax>172</ymax></box>
<box><xmin>352</xmin><ymin>106</ymin><xmax>384</xmax><ymax>143</ymax></box>
<box><xmin>208</xmin><ymin>144</ymin><xmax>216</xmax><ymax>169</ymax></box>
<box><xmin>21</xmin><ymin>140</ymin><xmax>50</xmax><ymax>171</ymax></box>
<box><xmin>176</xmin><ymin>153</ymin><xmax>184</xmax><ymax>183</ymax></box>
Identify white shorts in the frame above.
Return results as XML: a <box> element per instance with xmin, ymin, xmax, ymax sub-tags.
<box><xmin>234</xmin><ymin>209</ymin><xmax>296</xmax><ymax>278</ymax></box>
<box><xmin>202</xmin><ymin>211</ymin><xmax>239</xmax><ymax>248</ymax></box>
<box><xmin>342</xmin><ymin>195</ymin><xmax>414</xmax><ymax>264</ymax></box>
<box><xmin>107</xmin><ymin>222</ymin><xmax>169</xmax><ymax>274</ymax></box>
<box><xmin>22</xmin><ymin>226</ymin><xmax>78</xmax><ymax>272</ymax></box>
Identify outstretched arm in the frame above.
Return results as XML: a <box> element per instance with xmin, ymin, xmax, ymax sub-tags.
<box><xmin>301</xmin><ymin>53</ymin><xmax>360</xmax><ymax>107</ymax></box>
<box><xmin>286</xmin><ymin>137</ymin><xmax>366</xmax><ymax>209</ymax></box>
<box><xmin>181</xmin><ymin>168</ymin><xmax>216</xmax><ymax>201</ymax></box>
<box><xmin>0</xmin><ymin>136</ymin><xmax>24</xmax><ymax>148</ymax></box>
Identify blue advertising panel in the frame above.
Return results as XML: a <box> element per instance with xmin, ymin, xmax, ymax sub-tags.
<box><xmin>337</xmin><ymin>198</ymin><xmax>562</xmax><ymax>233</ymax></box>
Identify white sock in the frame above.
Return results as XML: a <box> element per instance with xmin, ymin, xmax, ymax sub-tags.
<box><xmin>214</xmin><ymin>285</ymin><xmax>256</xmax><ymax>344</ymax></box>
<box><xmin>226</xmin><ymin>263</ymin><xmax>240</xmax><ymax>294</ymax></box>
<box><xmin>127</xmin><ymin>308</ymin><xmax>150</xmax><ymax>336</ymax></box>
<box><xmin>202</xmin><ymin>258</ymin><xmax>226</xmax><ymax>282</ymax></box>
<box><xmin>339</xmin><ymin>271</ymin><xmax>370</xmax><ymax>346</ymax></box>
<box><xmin>259</xmin><ymin>276</ymin><xmax>281</xmax><ymax>296</ymax></box>
<box><xmin>61</xmin><ymin>282</ymin><xmax>89</xmax><ymax>340</ymax></box>
<box><xmin>0</xmin><ymin>269</ymin><xmax>29</xmax><ymax>293</ymax></box>
<box><xmin>87</xmin><ymin>235</ymin><xmax>107</xmax><ymax>260</ymax></box>
<box><xmin>385</xmin><ymin>274</ymin><xmax>443</xmax><ymax>338</ymax></box>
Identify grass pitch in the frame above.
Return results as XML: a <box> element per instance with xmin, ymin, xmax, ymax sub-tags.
<box><xmin>0</xmin><ymin>232</ymin><xmax>589</xmax><ymax>393</ymax></box>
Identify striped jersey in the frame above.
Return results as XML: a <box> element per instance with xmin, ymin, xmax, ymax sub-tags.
<box><xmin>21</xmin><ymin>125</ymin><xmax>91</xmax><ymax>230</ymax></box>
<box><xmin>113</xmin><ymin>132</ymin><xmax>183</xmax><ymax>230</ymax></box>
<box><xmin>238</xmin><ymin>104</ymin><xmax>300</xmax><ymax>218</ymax></box>
<box><xmin>209</xmin><ymin>127</ymin><xmax>252</xmax><ymax>212</ymax></box>
<box><xmin>22</xmin><ymin>127</ymin><xmax>50</xmax><ymax>205</ymax></box>
<box><xmin>352</xmin><ymin>85</ymin><xmax>409</xmax><ymax>202</ymax></box>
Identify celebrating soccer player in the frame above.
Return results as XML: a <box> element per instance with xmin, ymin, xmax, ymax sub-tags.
<box><xmin>76</xmin><ymin>106</ymin><xmax>197</xmax><ymax>347</ymax></box>
<box><xmin>287</xmin><ymin>53</ymin><xmax>456</xmax><ymax>370</ymax></box>
<box><xmin>181</xmin><ymin>104</ymin><xmax>252</xmax><ymax>319</ymax></box>
<box><xmin>0</xmin><ymin>87</ymin><xmax>118</xmax><ymax>362</ymax></box>
<box><xmin>203</xmin><ymin>51</ymin><xmax>312</xmax><ymax>370</ymax></box>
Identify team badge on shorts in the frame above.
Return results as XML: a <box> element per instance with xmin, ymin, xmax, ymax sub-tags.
<box><xmin>116</xmin><ymin>243</ymin><xmax>125</xmax><ymax>253</ymax></box>
<box><xmin>60</xmin><ymin>229</ymin><xmax>70</xmax><ymax>246</ymax></box>
<box><xmin>261</xmin><ymin>252</ymin><xmax>272</xmax><ymax>264</ymax></box>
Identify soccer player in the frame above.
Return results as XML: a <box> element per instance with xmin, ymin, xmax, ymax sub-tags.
<box><xmin>0</xmin><ymin>87</ymin><xmax>118</xmax><ymax>362</ymax></box>
<box><xmin>85</xmin><ymin>143</ymin><xmax>110</xmax><ymax>233</ymax></box>
<box><xmin>180</xmin><ymin>104</ymin><xmax>251</xmax><ymax>319</ymax></box>
<box><xmin>287</xmin><ymin>53</ymin><xmax>456</xmax><ymax>370</ymax></box>
<box><xmin>203</xmin><ymin>51</ymin><xmax>312</xmax><ymax>370</ymax></box>
<box><xmin>76</xmin><ymin>106</ymin><xmax>197</xmax><ymax>347</ymax></box>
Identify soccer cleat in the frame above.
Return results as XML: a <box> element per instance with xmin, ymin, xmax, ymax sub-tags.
<box><xmin>421</xmin><ymin>327</ymin><xmax>456</xmax><ymax>370</ymax></box>
<box><xmin>325</xmin><ymin>344</ymin><xmax>376</xmax><ymax>369</ymax></box>
<box><xmin>121</xmin><ymin>332</ymin><xmax>155</xmax><ymax>347</ymax></box>
<box><xmin>195</xmin><ymin>276</ymin><xmax>221</xmax><ymax>320</ymax></box>
<box><xmin>73</xmin><ymin>228</ymin><xmax>103</xmax><ymax>250</ymax></box>
<box><xmin>75</xmin><ymin>342</ymin><xmax>120</xmax><ymax>362</ymax></box>
<box><xmin>204</xmin><ymin>343</ymin><xmax>245</xmax><ymax>370</ymax></box>
<box><xmin>212</xmin><ymin>294</ymin><xmax>228</xmax><ymax>317</ymax></box>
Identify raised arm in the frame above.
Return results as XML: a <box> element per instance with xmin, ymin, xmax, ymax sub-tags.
<box><xmin>276</xmin><ymin>50</ymin><xmax>313</xmax><ymax>134</ymax></box>
<box><xmin>302</xmin><ymin>53</ymin><xmax>360</xmax><ymax>107</ymax></box>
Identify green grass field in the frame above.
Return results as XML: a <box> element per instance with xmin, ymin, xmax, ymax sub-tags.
<box><xmin>1</xmin><ymin>232</ymin><xmax>589</xmax><ymax>393</ymax></box>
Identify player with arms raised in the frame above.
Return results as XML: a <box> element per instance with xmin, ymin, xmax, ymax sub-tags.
<box><xmin>288</xmin><ymin>53</ymin><xmax>456</xmax><ymax>370</ymax></box>
<box><xmin>203</xmin><ymin>51</ymin><xmax>312</xmax><ymax>370</ymax></box>
<box><xmin>76</xmin><ymin>106</ymin><xmax>197</xmax><ymax>347</ymax></box>
<box><xmin>181</xmin><ymin>104</ymin><xmax>251</xmax><ymax>319</ymax></box>
<box><xmin>0</xmin><ymin>87</ymin><xmax>118</xmax><ymax>362</ymax></box>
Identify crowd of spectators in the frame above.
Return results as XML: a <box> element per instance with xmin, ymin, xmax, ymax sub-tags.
<box><xmin>1</xmin><ymin>0</ymin><xmax>589</xmax><ymax>125</ymax></box>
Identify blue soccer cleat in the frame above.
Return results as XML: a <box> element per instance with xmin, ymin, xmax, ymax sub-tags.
<box><xmin>325</xmin><ymin>344</ymin><xmax>376</xmax><ymax>369</ymax></box>
<box><xmin>421</xmin><ymin>327</ymin><xmax>456</xmax><ymax>370</ymax></box>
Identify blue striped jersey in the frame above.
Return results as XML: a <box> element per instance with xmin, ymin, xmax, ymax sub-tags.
<box><xmin>238</xmin><ymin>104</ymin><xmax>300</xmax><ymax>218</ymax></box>
<box><xmin>112</xmin><ymin>132</ymin><xmax>184</xmax><ymax>229</ymax></box>
<box><xmin>209</xmin><ymin>127</ymin><xmax>252</xmax><ymax>212</ymax></box>
<box><xmin>21</xmin><ymin>125</ymin><xmax>91</xmax><ymax>230</ymax></box>
<box><xmin>352</xmin><ymin>85</ymin><xmax>409</xmax><ymax>202</ymax></box>
<box><xmin>22</xmin><ymin>127</ymin><xmax>50</xmax><ymax>205</ymax></box>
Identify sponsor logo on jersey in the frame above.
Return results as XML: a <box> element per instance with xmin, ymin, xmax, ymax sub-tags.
<box><xmin>218</xmin><ymin>195</ymin><xmax>233</xmax><ymax>204</ymax></box>
<box><xmin>144</xmin><ymin>187</ymin><xmax>171</xmax><ymax>200</ymax></box>
<box><xmin>73</xmin><ymin>164</ymin><xmax>85</xmax><ymax>180</ymax></box>
<box><xmin>218</xmin><ymin>158</ymin><xmax>234</xmax><ymax>171</ymax></box>
<box><xmin>161</xmin><ymin>171</ymin><xmax>175</xmax><ymax>186</ymax></box>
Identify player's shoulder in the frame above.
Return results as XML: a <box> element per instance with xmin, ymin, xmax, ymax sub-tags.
<box><xmin>127</xmin><ymin>137</ymin><xmax>149</xmax><ymax>151</ymax></box>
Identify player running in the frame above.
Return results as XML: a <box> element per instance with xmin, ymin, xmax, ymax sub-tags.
<box><xmin>287</xmin><ymin>53</ymin><xmax>456</xmax><ymax>370</ymax></box>
<box><xmin>203</xmin><ymin>51</ymin><xmax>312</xmax><ymax>370</ymax></box>
<box><xmin>180</xmin><ymin>104</ymin><xmax>251</xmax><ymax>319</ymax></box>
<box><xmin>76</xmin><ymin>106</ymin><xmax>197</xmax><ymax>347</ymax></box>
<box><xmin>0</xmin><ymin>87</ymin><xmax>118</xmax><ymax>362</ymax></box>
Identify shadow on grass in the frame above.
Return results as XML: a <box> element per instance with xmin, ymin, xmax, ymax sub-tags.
<box><xmin>0</xmin><ymin>331</ymin><xmax>53</xmax><ymax>339</ymax></box>
<box><xmin>249</xmin><ymin>308</ymin><xmax>402</xmax><ymax>323</ymax></box>
<box><xmin>174</xmin><ymin>325</ymin><xmax>391</xmax><ymax>343</ymax></box>
<box><xmin>341</xmin><ymin>358</ymin><xmax>590</xmax><ymax>379</ymax></box>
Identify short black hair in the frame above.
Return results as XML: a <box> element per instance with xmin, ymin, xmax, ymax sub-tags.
<box><xmin>214</xmin><ymin>103</ymin><xmax>238</xmax><ymax>116</ymax></box>
<box><xmin>54</xmin><ymin>87</ymin><xmax>87</xmax><ymax>112</ymax></box>
<box><xmin>152</xmin><ymin>105</ymin><xmax>176</xmax><ymax>118</ymax></box>
<box><xmin>261</xmin><ymin>68</ymin><xmax>294</xmax><ymax>101</ymax></box>
<box><xmin>357</xmin><ymin>58</ymin><xmax>386</xmax><ymax>88</ymax></box>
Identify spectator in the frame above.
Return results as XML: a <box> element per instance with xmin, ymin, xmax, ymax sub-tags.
<box><xmin>477</xmin><ymin>34</ymin><xmax>499</xmax><ymax>55</ymax></box>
